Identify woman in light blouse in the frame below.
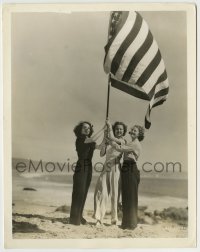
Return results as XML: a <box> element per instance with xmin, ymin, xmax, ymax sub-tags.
<box><xmin>106</xmin><ymin>120</ymin><xmax>145</xmax><ymax>230</ymax></box>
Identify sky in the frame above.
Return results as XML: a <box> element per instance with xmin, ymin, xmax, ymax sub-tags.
<box><xmin>11</xmin><ymin>11</ymin><xmax>187</xmax><ymax>173</ymax></box>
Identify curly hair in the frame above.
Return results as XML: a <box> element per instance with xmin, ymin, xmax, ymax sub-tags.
<box><xmin>112</xmin><ymin>121</ymin><xmax>127</xmax><ymax>136</ymax></box>
<box><xmin>133</xmin><ymin>125</ymin><xmax>145</xmax><ymax>142</ymax></box>
<box><xmin>73</xmin><ymin>121</ymin><xmax>94</xmax><ymax>138</ymax></box>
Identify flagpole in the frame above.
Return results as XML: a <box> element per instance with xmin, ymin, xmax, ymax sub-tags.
<box><xmin>106</xmin><ymin>74</ymin><xmax>111</xmax><ymax>119</ymax></box>
<box><xmin>103</xmin><ymin>74</ymin><xmax>111</xmax><ymax>155</ymax></box>
<box><xmin>105</xmin><ymin>12</ymin><xmax>112</xmax><ymax>120</ymax></box>
<box><xmin>104</xmin><ymin>13</ymin><xmax>112</xmax><ymax>155</ymax></box>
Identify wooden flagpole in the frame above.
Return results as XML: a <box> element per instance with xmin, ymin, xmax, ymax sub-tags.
<box><xmin>104</xmin><ymin>13</ymin><xmax>113</xmax><ymax>154</ymax></box>
<box><xmin>105</xmin><ymin>12</ymin><xmax>112</xmax><ymax>120</ymax></box>
<box><xmin>103</xmin><ymin>74</ymin><xmax>111</xmax><ymax>154</ymax></box>
<box><xmin>106</xmin><ymin>74</ymin><xmax>111</xmax><ymax>119</ymax></box>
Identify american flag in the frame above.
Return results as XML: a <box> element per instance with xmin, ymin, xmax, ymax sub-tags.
<box><xmin>104</xmin><ymin>11</ymin><xmax>169</xmax><ymax>129</ymax></box>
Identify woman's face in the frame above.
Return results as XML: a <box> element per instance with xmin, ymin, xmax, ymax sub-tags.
<box><xmin>81</xmin><ymin>123</ymin><xmax>91</xmax><ymax>136</ymax></box>
<box><xmin>129</xmin><ymin>126</ymin><xmax>139</xmax><ymax>140</ymax></box>
<box><xmin>114</xmin><ymin>124</ymin><xmax>124</xmax><ymax>138</ymax></box>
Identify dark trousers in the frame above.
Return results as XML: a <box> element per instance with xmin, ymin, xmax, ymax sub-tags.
<box><xmin>121</xmin><ymin>160</ymin><xmax>140</xmax><ymax>229</ymax></box>
<box><xmin>70</xmin><ymin>161</ymin><xmax>92</xmax><ymax>225</ymax></box>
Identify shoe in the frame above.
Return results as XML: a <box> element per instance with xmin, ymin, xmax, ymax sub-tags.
<box><xmin>69</xmin><ymin>219</ymin><xmax>80</xmax><ymax>226</ymax></box>
<box><xmin>120</xmin><ymin>224</ymin><xmax>137</xmax><ymax>230</ymax></box>
<box><xmin>111</xmin><ymin>220</ymin><xmax>117</xmax><ymax>225</ymax></box>
<box><xmin>81</xmin><ymin>217</ymin><xmax>87</xmax><ymax>225</ymax></box>
<box><xmin>95</xmin><ymin>220</ymin><xmax>102</xmax><ymax>227</ymax></box>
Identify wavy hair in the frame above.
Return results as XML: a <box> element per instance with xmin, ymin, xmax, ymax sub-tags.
<box><xmin>73</xmin><ymin>121</ymin><xmax>94</xmax><ymax>138</ymax></box>
<box><xmin>112</xmin><ymin>121</ymin><xmax>127</xmax><ymax>136</ymax></box>
<box><xmin>132</xmin><ymin>125</ymin><xmax>145</xmax><ymax>142</ymax></box>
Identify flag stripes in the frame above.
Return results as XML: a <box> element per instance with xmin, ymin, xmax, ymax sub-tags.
<box><xmin>104</xmin><ymin>12</ymin><xmax>132</xmax><ymax>71</ymax></box>
<box><xmin>111</xmin><ymin>75</ymin><xmax>150</xmax><ymax>101</ymax></box>
<box><xmin>136</xmin><ymin>49</ymin><xmax>162</xmax><ymax>87</ymax></box>
<box><xmin>154</xmin><ymin>86</ymin><xmax>169</xmax><ymax>99</ymax></box>
<box><xmin>148</xmin><ymin>70</ymin><xmax>168</xmax><ymax>98</ymax></box>
<box><xmin>104</xmin><ymin>11</ymin><xmax>169</xmax><ymax>129</ymax></box>
<box><xmin>104</xmin><ymin>12</ymin><xmax>129</xmax><ymax>62</ymax></box>
<box><xmin>122</xmin><ymin>31</ymin><xmax>154</xmax><ymax>83</ymax></box>
<box><xmin>142</xmin><ymin>59</ymin><xmax>166</xmax><ymax>94</ymax></box>
<box><xmin>111</xmin><ymin>13</ymin><xmax>143</xmax><ymax>75</ymax></box>
<box><xmin>115</xmin><ymin>20</ymin><xmax>149</xmax><ymax>80</ymax></box>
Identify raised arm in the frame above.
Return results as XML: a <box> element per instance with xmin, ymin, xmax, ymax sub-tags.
<box><xmin>110</xmin><ymin>141</ymin><xmax>133</xmax><ymax>152</ymax></box>
<box><xmin>106</xmin><ymin>119</ymin><xmax>124</xmax><ymax>145</ymax></box>
<box><xmin>110</xmin><ymin>141</ymin><xmax>140</xmax><ymax>159</ymax></box>
<box><xmin>84</xmin><ymin>125</ymin><xmax>106</xmax><ymax>144</ymax></box>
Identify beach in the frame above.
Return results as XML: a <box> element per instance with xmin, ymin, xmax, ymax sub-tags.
<box><xmin>12</xmin><ymin>160</ymin><xmax>188</xmax><ymax>239</ymax></box>
<box><xmin>12</xmin><ymin>201</ymin><xmax>187</xmax><ymax>239</ymax></box>
<box><xmin>9</xmin><ymin>7</ymin><xmax>191</xmax><ymax>241</ymax></box>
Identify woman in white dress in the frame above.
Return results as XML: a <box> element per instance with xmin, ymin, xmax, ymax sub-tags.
<box><xmin>94</xmin><ymin>121</ymin><xmax>127</xmax><ymax>226</ymax></box>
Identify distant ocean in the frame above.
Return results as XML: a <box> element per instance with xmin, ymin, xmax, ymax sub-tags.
<box><xmin>12</xmin><ymin>158</ymin><xmax>188</xmax><ymax>211</ymax></box>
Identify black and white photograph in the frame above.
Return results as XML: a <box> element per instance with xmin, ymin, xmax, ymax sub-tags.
<box><xmin>3</xmin><ymin>3</ymin><xmax>196</xmax><ymax>249</ymax></box>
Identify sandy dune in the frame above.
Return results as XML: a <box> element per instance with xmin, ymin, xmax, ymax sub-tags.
<box><xmin>12</xmin><ymin>201</ymin><xmax>187</xmax><ymax>239</ymax></box>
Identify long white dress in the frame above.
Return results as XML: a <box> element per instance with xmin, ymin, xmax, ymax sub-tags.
<box><xmin>94</xmin><ymin>139</ymin><xmax>125</xmax><ymax>224</ymax></box>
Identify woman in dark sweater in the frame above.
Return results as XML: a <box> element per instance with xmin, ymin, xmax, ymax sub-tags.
<box><xmin>69</xmin><ymin>121</ymin><xmax>101</xmax><ymax>225</ymax></box>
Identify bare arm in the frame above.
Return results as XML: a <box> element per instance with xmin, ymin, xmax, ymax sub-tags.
<box><xmin>110</xmin><ymin>141</ymin><xmax>134</xmax><ymax>152</ymax></box>
<box><xmin>84</xmin><ymin>125</ymin><xmax>106</xmax><ymax>144</ymax></box>
<box><xmin>110</xmin><ymin>141</ymin><xmax>139</xmax><ymax>159</ymax></box>
<box><xmin>85</xmin><ymin>136</ymin><xmax>100</xmax><ymax>144</ymax></box>
<box><xmin>106</xmin><ymin>119</ymin><xmax>125</xmax><ymax>145</ymax></box>
<box><xmin>107</xmin><ymin>133</ymin><xmax>125</xmax><ymax>145</ymax></box>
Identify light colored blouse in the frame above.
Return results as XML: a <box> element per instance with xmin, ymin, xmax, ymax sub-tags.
<box><xmin>102</xmin><ymin>138</ymin><xmax>126</xmax><ymax>168</ymax></box>
<box><xmin>111</xmin><ymin>138</ymin><xmax>141</xmax><ymax>162</ymax></box>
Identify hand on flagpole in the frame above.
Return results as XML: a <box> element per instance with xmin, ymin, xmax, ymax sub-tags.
<box><xmin>105</xmin><ymin>118</ymin><xmax>112</xmax><ymax>131</ymax></box>
<box><xmin>105</xmin><ymin>118</ymin><xmax>113</xmax><ymax>145</ymax></box>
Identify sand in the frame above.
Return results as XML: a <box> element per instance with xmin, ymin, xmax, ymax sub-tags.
<box><xmin>12</xmin><ymin>201</ymin><xmax>187</xmax><ymax>239</ymax></box>
<box><xmin>11</xmin><ymin>168</ymin><xmax>188</xmax><ymax>239</ymax></box>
